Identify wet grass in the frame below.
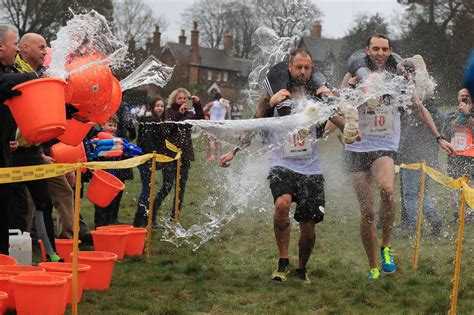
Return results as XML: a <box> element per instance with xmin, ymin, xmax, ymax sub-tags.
<box><xmin>70</xmin><ymin>135</ymin><xmax>474</xmax><ymax>314</ymax></box>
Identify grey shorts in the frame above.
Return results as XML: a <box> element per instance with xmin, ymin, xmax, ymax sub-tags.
<box><xmin>344</xmin><ymin>150</ymin><xmax>397</xmax><ymax>172</ymax></box>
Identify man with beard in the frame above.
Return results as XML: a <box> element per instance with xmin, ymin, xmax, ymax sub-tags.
<box><xmin>220</xmin><ymin>48</ymin><xmax>345</xmax><ymax>284</ymax></box>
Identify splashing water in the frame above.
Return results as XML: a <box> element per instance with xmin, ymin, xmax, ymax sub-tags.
<box><xmin>120</xmin><ymin>55</ymin><xmax>175</xmax><ymax>91</ymax></box>
<box><xmin>160</xmin><ymin>149</ymin><xmax>271</xmax><ymax>251</ymax></box>
<box><xmin>48</xmin><ymin>10</ymin><xmax>128</xmax><ymax>78</ymax></box>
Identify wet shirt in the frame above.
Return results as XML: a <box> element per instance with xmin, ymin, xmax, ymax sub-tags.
<box><xmin>345</xmin><ymin>96</ymin><xmax>401</xmax><ymax>153</ymax></box>
<box><xmin>267</xmin><ymin>102</ymin><xmax>323</xmax><ymax>175</ymax></box>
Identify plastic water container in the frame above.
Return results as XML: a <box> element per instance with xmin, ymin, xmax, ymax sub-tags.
<box><xmin>8</xmin><ymin>230</ymin><xmax>32</xmax><ymax>266</ymax></box>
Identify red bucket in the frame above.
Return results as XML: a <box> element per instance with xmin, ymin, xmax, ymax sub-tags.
<box><xmin>28</xmin><ymin>271</ymin><xmax>71</xmax><ymax>306</ymax></box>
<box><xmin>57</xmin><ymin>119</ymin><xmax>95</xmax><ymax>146</ymax></box>
<box><xmin>10</xmin><ymin>274</ymin><xmax>67</xmax><ymax>315</ymax></box>
<box><xmin>55</xmin><ymin>239</ymin><xmax>81</xmax><ymax>263</ymax></box>
<box><xmin>0</xmin><ymin>255</ymin><xmax>17</xmax><ymax>266</ymax></box>
<box><xmin>91</xmin><ymin>230</ymin><xmax>129</xmax><ymax>260</ymax></box>
<box><xmin>96</xmin><ymin>225</ymin><xmax>133</xmax><ymax>231</ymax></box>
<box><xmin>65</xmin><ymin>54</ymin><xmax>113</xmax><ymax>106</ymax></box>
<box><xmin>75</xmin><ymin>75</ymin><xmax>122</xmax><ymax>124</ymax></box>
<box><xmin>75</xmin><ymin>251</ymin><xmax>117</xmax><ymax>291</ymax></box>
<box><xmin>38</xmin><ymin>262</ymin><xmax>91</xmax><ymax>303</ymax></box>
<box><xmin>50</xmin><ymin>141</ymin><xmax>87</xmax><ymax>163</ymax></box>
<box><xmin>87</xmin><ymin>170</ymin><xmax>125</xmax><ymax>207</ymax></box>
<box><xmin>5</xmin><ymin>78</ymin><xmax>67</xmax><ymax>143</ymax></box>
<box><xmin>112</xmin><ymin>227</ymin><xmax>146</xmax><ymax>256</ymax></box>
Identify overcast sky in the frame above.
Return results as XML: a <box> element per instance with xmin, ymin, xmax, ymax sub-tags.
<box><xmin>148</xmin><ymin>0</ymin><xmax>405</xmax><ymax>43</ymax></box>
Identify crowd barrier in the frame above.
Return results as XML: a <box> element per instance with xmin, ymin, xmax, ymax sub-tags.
<box><xmin>0</xmin><ymin>152</ymin><xmax>470</xmax><ymax>314</ymax></box>
<box><xmin>400</xmin><ymin>161</ymin><xmax>471</xmax><ymax>315</ymax></box>
<box><xmin>0</xmin><ymin>140</ymin><xmax>181</xmax><ymax>315</ymax></box>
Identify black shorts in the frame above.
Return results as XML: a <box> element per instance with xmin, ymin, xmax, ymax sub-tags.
<box><xmin>267</xmin><ymin>166</ymin><xmax>325</xmax><ymax>224</ymax></box>
<box><xmin>447</xmin><ymin>156</ymin><xmax>474</xmax><ymax>179</ymax></box>
<box><xmin>344</xmin><ymin>150</ymin><xmax>397</xmax><ymax>172</ymax></box>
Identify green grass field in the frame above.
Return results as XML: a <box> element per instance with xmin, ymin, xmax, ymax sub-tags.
<box><xmin>71</xmin><ymin>133</ymin><xmax>474</xmax><ymax>314</ymax></box>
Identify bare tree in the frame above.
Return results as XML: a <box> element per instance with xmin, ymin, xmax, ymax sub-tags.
<box><xmin>0</xmin><ymin>0</ymin><xmax>65</xmax><ymax>40</ymax></box>
<box><xmin>223</xmin><ymin>1</ymin><xmax>259</xmax><ymax>58</ymax></box>
<box><xmin>183</xmin><ymin>0</ymin><xmax>227</xmax><ymax>49</ymax></box>
<box><xmin>254</xmin><ymin>0</ymin><xmax>322</xmax><ymax>38</ymax></box>
<box><xmin>113</xmin><ymin>0</ymin><xmax>167</xmax><ymax>48</ymax></box>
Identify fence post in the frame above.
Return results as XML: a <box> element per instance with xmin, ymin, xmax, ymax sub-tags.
<box><xmin>145</xmin><ymin>153</ymin><xmax>157</xmax><ymax>260</ymax></box>
<box><xmin>72</xmin><ymin>167</ymin><xmax>82</xmax><ymax>315</ymax></box>
<box><xmin>448</xmin><ymin>182</ymin><xmax>467</xmax><ymax>315</ymax></box>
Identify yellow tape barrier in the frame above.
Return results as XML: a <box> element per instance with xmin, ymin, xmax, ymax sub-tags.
<box><xmin>400</xmin><ymin>162</ymin><xmax>471</xmax><ymax>315</ymax></box>
<box><xmin>400</xmin><ymin>163</ymin><xmax>469</xmax><ymax>205</ymax></box>
<box><xmin>0</xmin><ymin>140</ymin><xmax>181</xmax><ymax>184</ymax></box>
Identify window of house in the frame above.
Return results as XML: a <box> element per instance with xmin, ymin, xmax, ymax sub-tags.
<box><xmin>207</xmin><ymin>70</ymin><xmax>212</xmax><ymax>81</ymax></box>
<box><xmin>217</xmin><ymin>72</ymin><xmax>222</xmax><ymax>81</ymax></box>
<box><xmin>223</xmin><ymin>72</ymin><xmax>228</xmax><ymax>82</ymax></box>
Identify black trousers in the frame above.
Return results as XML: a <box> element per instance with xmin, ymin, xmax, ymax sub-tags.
<box><xmin>0</xmin><ymin>184</ymin><xmax>11</xmax><ymax>254</ymax></box>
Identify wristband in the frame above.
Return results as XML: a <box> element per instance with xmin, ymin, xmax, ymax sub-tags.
<box><xmin>435</xmin><ymin>135</ymin><xmax>445</xmax><ymax>143</ymax></box>
<box><xmin>232</xmin><ymin>147</ymin><xmax>240</xmax><ymax>155</ymax></box>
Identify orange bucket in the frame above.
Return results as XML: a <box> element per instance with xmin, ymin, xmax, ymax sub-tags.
<box><xmin>0</xmin><ymin>291</ymin><xmax>7</xmax><ymax>315</ymax></box>
<box><xmin>55</xmin><ymin>239</ymin><xmax>81</xmax><ymax>263</ymax></box>
<box><xmin>91</xmin><ymin>230</ymin><xmax>129</xmax><ymax>260</ymax></box>
<box><xmin>0</xmin><ymin>274</ymin><xmax>14</xmax><ymax>311</ymax></box>
<box><xmin>0</xmin><ymin>265</ymin><xmax>45</xmax><ymax>275</ymax></box>
<box><xmin>57</xmin><ymin>119</ymin><xmax>96</xmax><ymax>146</ymax></box>
<box><xmin>96</xmin><ymin>224</ymin><xmax>133</xmax><ymax>231</ymax></box>
<box><xmin>112</xmin><ymin>227</ymin><xmax>146</xmax><ymax>256</ymax></box>
<box><xmin>5</xmin><ymin>78</ymin><xmax>67</xmax><ymax>143</ymax></box>
<box><xmin>50</xmin><ymin>141</ymin><xmax>87</xmax><ymax>163</ymax></box>
<box><xmin>0</xmin><ymin>255</ymin><xmax>17</xmax><ymax>266</ymax></box>
<box><xmin>75</xmin><ymin>75</ymin><xmax>123</xmax><ymax>124</ymax></box>
<box><xmin>75</xmin><ymin>251</ymin><xmax>117</xmax><ymax>291</ymax></box>
<box><xmin>10</xmin><ymin>274</ymin><xmax>67</xmax><ymax>315</ymax></box>
<box><xmin>38</xmin><ymin>262</ymin><xmax>91</xmax><ymax>303</ymax></box>
<box><xmin>28</xmin><ymin>271</ymin><xmax>71</xmax><ymax>307</ymax></box>
<box><xmin>65</xmin><ymin>54</ymin><xmax>113</xmax><ymax>106</ymax></box>
<box><xmin>87</xmin><ymin>170</ymin><xmax>125</xmax><ymax>207</ymax></box>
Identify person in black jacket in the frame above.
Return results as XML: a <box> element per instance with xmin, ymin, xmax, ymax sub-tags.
<box><xmin>0</xmin><ymin>25</ymin><xmax>40</xmax><ymax>255</ymax></box>
<box><xmin>133</xmin><ymin>96</ymin><xmax>168</xmax><ymax>227</ymax></box>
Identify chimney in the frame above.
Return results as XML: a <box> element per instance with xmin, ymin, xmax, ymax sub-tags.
<box><xmin>153</xmin><ymin>25</ymin><xmax>161</xmax><ymax>50</ymax></box>
<box><xmin>224</xmin><ymin>31</ymin><xmax>233</xmax><ymax>55</ymax></box>
<box><xmin>179</xmin><ymin>29</ymin><xmax>186</xmax><ymax>44</ymax></box>
<box><xmin>191</xmin><ymin>21</ymin><xmax>199</xmax><ymax>64</ymax></box>
<box><xmin>311</xmin><ymin>20</ymin><xmax>322</xmax><ymax>38</ymax></box>
<box><xmin>189</xmin><ymin>21</ymin><xmax>200</xmax><ymax>85</ymax></box>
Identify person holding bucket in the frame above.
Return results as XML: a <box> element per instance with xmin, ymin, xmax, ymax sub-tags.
<box><xmin>88</xmin><ymin>115</ymin><xmax>130</xmax><ymax>228</ymax></box>
<box><xmin>0</xmin><ymin>24</ymin><xmax>26</xmax><ymax>255</ymax></box>
<box><xmin>0</xmin><ymin>25</ymin><xmax>50</xmax><ymax>256</ymax></box>
<box><xmin>13</xmin><ymin>33</ymin><xmax>76</xmax><ymax>240</ymax></box>
<box><xmin>9</xmin><ymin>33</ymin><xmax>64</xmax><ymax>262</ymax></box>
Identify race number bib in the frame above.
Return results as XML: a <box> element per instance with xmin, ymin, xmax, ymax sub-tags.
<box><xmin>452</xmin><ymin>130</ymin><xmax>469</xmax><ymax>151</ymax></box>
<box><xmin>283</xmin><ymin>131</ymin><xmax>312</xmax><ymax>158</ymax></box>
<box><xmin>366</xmin><ymin>107</ymin><xmax>395</xmax><ymax>137</ymax></box>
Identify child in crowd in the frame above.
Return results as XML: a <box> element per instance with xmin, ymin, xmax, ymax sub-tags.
<box><xmin>89</xmin><ymin>115</ymin><xmax>128</xmax><ymax>228</ymax></box>
<box><xmin>133</xmin><ymin>96</ymin><xmax>168</xmax><ymax>227</ymax></box>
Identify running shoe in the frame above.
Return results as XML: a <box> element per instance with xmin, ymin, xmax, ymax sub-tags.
<box><xmin>271</xmin><ymin>258</ymin><xmax>290</xmax><ymax>282</ymax></box>
<box><xmin>381</xmin><ymin>247</ymin><xmax>396</xmax><ymax>273</ymax></box>
<box><xmin>368</xmin><ymin>267</ymin><xmax>380</xmax><ymax>280</ymax></box>
<box><xmin>295</xmin><ymin>268</ymin><xmax>311</xmax><ymax>284</ymax></box>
